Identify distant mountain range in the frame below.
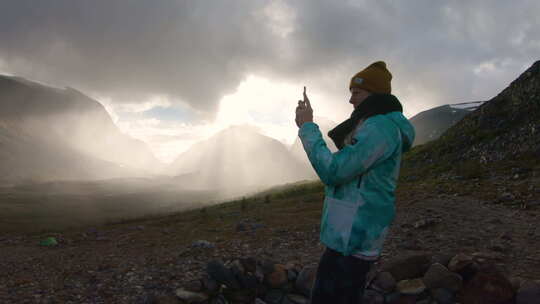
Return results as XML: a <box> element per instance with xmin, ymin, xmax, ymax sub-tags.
<box><xmin>0</xmin><ymin>75</ymin><xmax>159</xmax><ymax>183</ymax></box>
<box><xmin>5</xmin><ymin>61</ymin><xmax>535</xmax><ymax>189</ymax></box>
<box><xmin>409</xmin><ymin>101</ymin><xmax>484</xmax><ymax>145</ymax></box>
<box><xmin>169</xmin><ymin>125</ymin><xmax>313</xmax><ymax>194</ymax></box>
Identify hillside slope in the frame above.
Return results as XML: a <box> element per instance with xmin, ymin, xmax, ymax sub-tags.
<box><xmin>405</xmin><ymin>60</ymin><xmax>540</xmax><ymax>176</ymax></box>
<box><xmin>0</xmin><ymin>75</ymin><xmax>160</xmax><ymax>182</ymax></box>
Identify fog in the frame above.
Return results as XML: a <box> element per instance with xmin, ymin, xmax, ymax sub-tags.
<box><xmin>0</xmin><ymin>75</ymin><xmax>319</xmax><ymax>231</ymax></box>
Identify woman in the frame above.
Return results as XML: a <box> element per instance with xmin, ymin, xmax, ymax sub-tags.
<box><xmin>295</xmin><ymin>61</ymin><xmax>415</xmax><ymax>303</ymax></box>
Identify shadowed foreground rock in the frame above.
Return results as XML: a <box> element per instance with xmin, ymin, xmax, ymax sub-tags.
<box><xmin>173</xmin><ymin>251</ymin><xmax>539</xmax><ymax>303</ymax></box>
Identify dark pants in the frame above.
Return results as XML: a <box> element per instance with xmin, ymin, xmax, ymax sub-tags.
<box><xmin>310</xmin><ymin>247</ymin><xmax>373</xmax><ymax>304</ymax></box>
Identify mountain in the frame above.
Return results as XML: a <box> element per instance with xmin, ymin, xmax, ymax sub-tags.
<box><xmin>409</xmin><ymin>101</ymin><xmax>484</xmax><ymax>145</ymax></box>
<box><xmin>169</xmin><ymin>125</ymin><xmax>313</xmax><ymax>193</ymax></box>
<box><xmin>0</xmin><ymin>75</ymin><xmax>160</xmax><ymax>183</ymax></box>
<box><xmin>406</xmin><ymin>60</ymin><xmax>540</xmax><ymax>170</ymax></box>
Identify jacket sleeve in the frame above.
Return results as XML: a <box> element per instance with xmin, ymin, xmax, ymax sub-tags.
<box><xmin>298</xmin><ymin>120</ymin><xmax>397</xmax><ymax>186</ymax></box>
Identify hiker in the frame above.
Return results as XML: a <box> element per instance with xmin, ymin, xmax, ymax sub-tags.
<box><xmin>295</xmin><ymin>61</ymin><xmax>415</xmax><ymax>303</ymax></box>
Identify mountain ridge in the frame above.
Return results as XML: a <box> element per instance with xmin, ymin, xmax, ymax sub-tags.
<box><xmin>0</xmin><ymin>74</ymin><xmax>161</xmax><ymax>183</ymax></box>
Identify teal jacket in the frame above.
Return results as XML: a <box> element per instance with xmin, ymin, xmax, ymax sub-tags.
<box><xmin>298</xmin><ymin>112</ymin><xmax>415</xmax><ymax>257</ymax></box>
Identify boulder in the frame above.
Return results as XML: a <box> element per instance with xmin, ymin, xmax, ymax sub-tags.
<box><xmin>431</xmin><ymin>252</ymin><xmax>456</xmax><ymax>267</ymax></box>
<box><xmin>396</xmin><ymin>278</ymin><xmax>426</xmax><ymax>295</ymax></box>
<box><xmin>265</xmin><ymin>264</ymin><xmax>288</xmax><ymax>288</ymax></box>
<box><xmin>175</xmin><ymin>288</ymin><xmax>208</xmax><ymax>303</ymax></box>
<box><xmin>240</xmin><ymin>257</ymin><xmax>257</xmax><ymax>273</ymax></box>
<box><xmin>422</xmin><ymin>263</ymin><xmax>463</xmax><ymax>292</ymax></box>
<box><xmin>448</xmin><ymin>253</ymin><xmax>478</xmax><ymax>281</ymax></box>
<box><xmin>430</xmin><ymin>288</ymin><xmax>455</xmax><ymax>304</ymax></box>
<box><xmin>380</xmin><ymin>252</ymin><xmax>431</xmax><ymax>281</ymax></box>
<box><xmin>362</xmin><ymin>289</ymin><xmax>385</xmax><ymax>304</ymax></box>
<box><xmin>184</xmin><ymin>279</ymin><xmax>204</xmax><ymax>292</ymax></box>
<box><xmin>461</xmin><ymin>265</ymin><xmax>514</xmax><ymax>304</ymax></box>
<box><xmin>509</xmin><ymin>276</ymin><xmax>524</xmax><ymax>292</ymax></box>
<box><xmin>206</xmin><ymin>260</ymin><xmax>241</xmax><ymax>289</ymax></box>
<box><xmin>295</xmin><ymin>264</ymin><xmax>317</xmax><ymax>297</ymax></box>
<box><xmin>516</xmin><ymin>280</ymin><xmax>540</xmax><ymax>304</ymax></box>
<box><xmin>222</xmin><ymin>287</ymin><xmax>256</xmax><ymax>304</ymax></box>
<box><xmin>286</xmin><ymin>293</ymin><xmax>309</xmax><ymax>304</ymax></box>
<box><xmin>371</xmin><ymin>271</ymin><xmax>396</xmax><ymax>293</ymax></box>
<box><xmin>264</xmin><ymin>289</ymin><xmax>286</xmax><ymax>304</ymax></box>
<box><xmin>201</xmin><ymin>276</ymin><xmax>221</xmax><ymax>296</ymax></box>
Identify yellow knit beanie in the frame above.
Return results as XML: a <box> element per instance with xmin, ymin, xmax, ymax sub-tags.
<box><xmin>349</xmin><ymin>61</ymin><xmax>392</xmax><ymax>94</ymax></box>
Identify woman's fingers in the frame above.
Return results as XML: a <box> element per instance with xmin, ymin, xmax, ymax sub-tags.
<box><xmin>303</xmin><ymin>86</ymin><xmax>311</xmax><ymax>109</ymax></box>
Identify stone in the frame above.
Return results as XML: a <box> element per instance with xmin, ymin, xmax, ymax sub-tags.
<box><xmin>371</xmin><ymin>271</ymin><xmax>396</xmax><ymax>293</ymax></box>
<box><xmin>295</xmin><ymin>264</ymin><xmax>317</xmax><ymax>297</ymax></box>
<box><xmin>448</xmin><ymin>253</ymin><xmax>478</xmax><ymax>281</ymax></box>
<box><xmin>254</xmin><ymin>299</ymin><xmax>267</xmax><ymax>304</ymax></box>
<box><xmin>286</xmin><ymin>293</ymin><xmax>309</xmax><ymax>304</ymax></box>
<box><xmin>184</xmin><ymin>279</ymin><xmax>204</xmax><ymax>292</ymax></box>
<box><xmin>363</xmin><ymin>289</ymin><xmax>385</xmax><ymax>304</ymax></box>
<box><xmin>201</xmin><ymin>275</ymin><xmax>221</xmax><ymax>296</ymax></box>
<box><xmin>462</xmin><ymin>265</ymin><xmax>514</xmax><ymax>304</ymax></box>
<box><xmin>259</xmin><ymin>259</ymin><xmax>278</xmax><ymax>275</ymax></box>
<box><xmin>206</xmin><ymin>260</ymin><xmax>241</xmax><ymax>289</ymax></box>
<box><xmin>396</xmin><ymin>278</ymin><xmax>426</xmax><ymax>295</ymax></box>
<box><xmin>210</xmin><ymin>295</ymin><xmax>229</xmax><ymax>304</ymax></box>
<box><xmin>516</xmin><ymin>280</ymin><xmax>540</xmax><ymax>304</ymax></box>
<box><xmin>383</xmin><ymin>291</ymin><xmax>401</xmax><ymax>303</ymax></box>
<box><xmin>229</xmin><ymin>259</ymin><xmax>245</xmax><ymax>274</ymax></box>
<box><xmin>222</xmin><ymin>287</ymin><xmax>256</xmax><ymax>304</ymax></box>
<box><xmin>430</xmin><ymin>288</ymin><xmax>455</xmax><ymax>304</ymax></box>
<box><xmin>422</xmin><ymin>263</ymin><xmax>463</xmax><ymax>292</ymax></box>
<box><xmin>265</xmin><ymin>264</ymin><xmax>288</xmax><ymax>288</ymax></box>
<box><xmin>489</xmin><ymin>240</ymin><xmax>509</xmax><ymax>252</ymax></box>
<box><xmin>509</xmin><ymin>276</ymin><xmax>524</xmax><ymax>292</ymax></box>
<box><xmin>380</xmin><ymin>252</ymin><xmax>431</xmax><ymax>281</ymax></box>
<box><xmin>237</xmin><ymin>272</ymin><xmax>258</xmax><ymax>289</ymax></box>
<box><xmin>471</xmin><ymin>251</ymin><xmax>505</xmax><ymax>262</ymax></box>
<box><xmin>413</xmin><ymin>218</ymin><xmax>438</xmax><ymax>229</ymax></box>
<box><xmin>264</xmin><ymin>289</ymin><xmax>286</xmax><ymax>304</ymax></box>
<box><xmin>287</xmin><ymin>269</ymin><xmax>298</xmax><ymax>282</ymax></box>
<box><xmin>175</xmin><ymin>288</ymin><xmax>208</xmax><ymax>303</ymax></box>
<box><xmin>255</xmin><ymin>264</ymin><xmax>265</xmax><ymax>283</ymax></box>
<box><xmin>236</xmin><ymin>222</ymin><xmax>248</xmax><ymax>232</ymax></box>
<box><xmin>387</xmin><ymin>294</ymin><xmax>418</xmax><ymax>304</ymax></box>
<box><xmin>431</xmin><ymin>252</ymin><xmax>456</xmax><ymax>267</ymax></box>
<box><xmin>500</xmin><ymin>192</ymin><xmax>515</xmax><ymax>202</ymax></box>
<box><xmin>240</xmin><ymin>257</ymin><xmax>257</xmax><ymax>273</ymax></box>
<box><xmin>448</xmin><ymin>253</ymin><xmax>473</xmax><ymax>272</ymax></box>
<box><xmin>153</xmin><ymin>294</ymin><xmax>180</xmax><ymax>304</ymax></box>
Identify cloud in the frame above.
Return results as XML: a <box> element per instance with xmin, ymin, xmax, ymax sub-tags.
<box><xmin>0</xmin><ymin>1</ymin><xmax>539</xmax><ymax>129</ymax></box>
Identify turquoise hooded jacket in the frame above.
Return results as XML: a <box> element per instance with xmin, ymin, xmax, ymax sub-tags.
<box><xmin>298</xmin><ymin>112</ymin><xmax>415</xmax><ymax>257</ymax></box>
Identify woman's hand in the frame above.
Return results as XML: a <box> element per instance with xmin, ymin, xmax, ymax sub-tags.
<box><xmin>295</xmin><ymin>86</ymin><xmax>313</xmax><ymax>128</ymax></box>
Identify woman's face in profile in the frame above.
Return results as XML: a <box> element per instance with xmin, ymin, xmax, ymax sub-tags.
<box><xmin>349</xmin><ymin>88</ymin><xmax>371</xmax><ymax>109</ymax></box>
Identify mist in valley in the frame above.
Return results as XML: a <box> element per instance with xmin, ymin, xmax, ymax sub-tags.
<box><xmin>0</xmin><ymin>75</ymin><xmax>322</xmax><ymax>232</ymax></box>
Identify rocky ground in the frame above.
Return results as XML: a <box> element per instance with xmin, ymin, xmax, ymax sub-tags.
<box><xmin>1</xmin><ymin>175</ymin><xmax>539</xmax><ymax>303</ymax></box>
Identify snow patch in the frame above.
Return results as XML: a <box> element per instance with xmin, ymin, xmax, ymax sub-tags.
<box><xmin>449</xmin><ymin>101</ymin><xmax>485</xmax><ymax>111</ymax></box>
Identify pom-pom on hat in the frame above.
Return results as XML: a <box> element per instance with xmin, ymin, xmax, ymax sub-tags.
<box><xmin>349</xmin><ymin>61</ymin><xmax>392</xmax><ymax>94</ymax></box>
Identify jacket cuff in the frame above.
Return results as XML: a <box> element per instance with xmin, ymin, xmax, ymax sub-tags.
<box><xmin>298</xmin><ymin>122</ymin><xmax>319</xmax><ymax>138</ymax></box>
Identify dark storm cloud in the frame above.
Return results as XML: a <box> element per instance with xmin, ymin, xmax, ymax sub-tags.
<box><xmin>285</xmin><ymin>1</ymin><xmax>540</xmax><ymax>105</ymax></box>
<box><xmin>0</xmin><ymin>0</ymin><xmax>278</xmax><ymax>113</ymax></box>
<box><xmin>0</xmin><ymin>1</ymin><xmax>539</xmax><ymax>116</ymax></box>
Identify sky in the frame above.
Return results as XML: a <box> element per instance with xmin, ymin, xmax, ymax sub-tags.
<box><xmin>1</xmin><ymin>1</ymin><xmax>539</xmax><ymax>163</ymax></box>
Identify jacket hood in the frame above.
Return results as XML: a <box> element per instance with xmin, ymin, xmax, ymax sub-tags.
<box><xmin>385</xmin><ymin>112</ymin><xmax>415</xmax><ymax>151</ymax></box>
